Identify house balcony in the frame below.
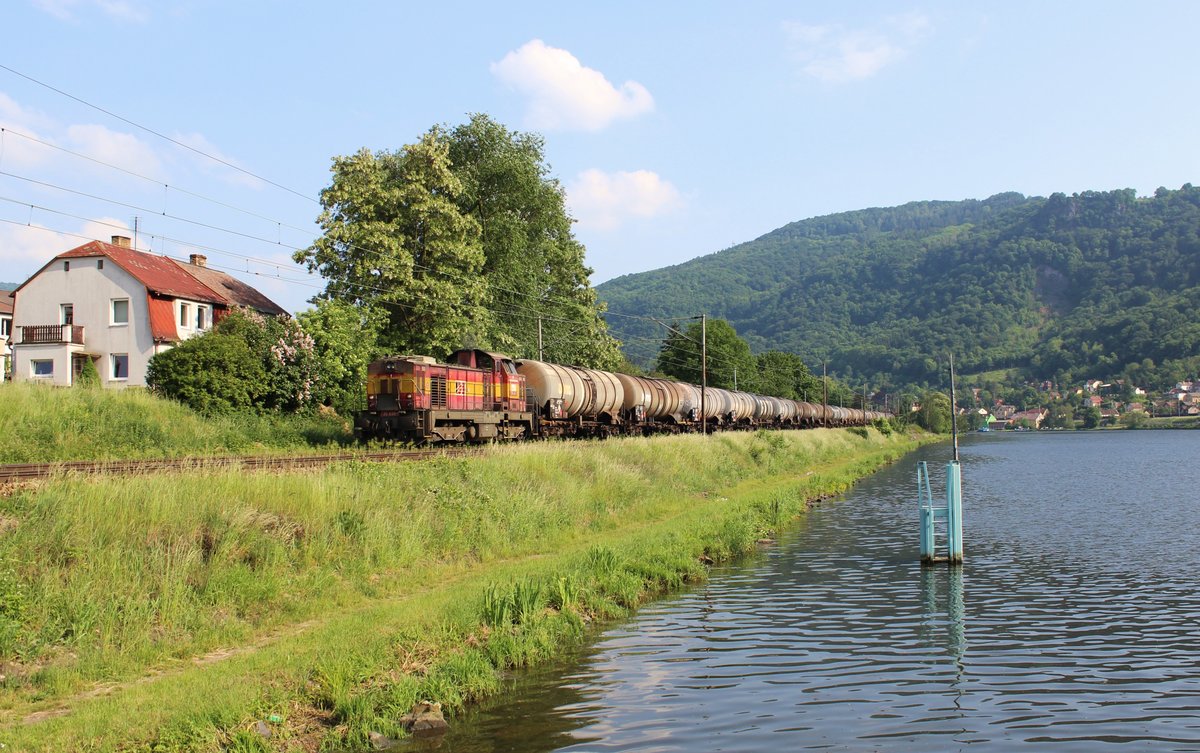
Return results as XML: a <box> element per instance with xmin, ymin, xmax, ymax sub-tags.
<box><xmin>20</xmin><ymin>324</ymin><xmax>85</xmax><ymax>345</ymax></box>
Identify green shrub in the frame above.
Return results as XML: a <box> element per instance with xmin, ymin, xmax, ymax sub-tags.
<box><xmin>75</xmin><ymin>357</ymin><xmax>100</xmax><ymax>388</ymax></box>
<box><xmin>147</xmin><ymin>331</ymin><xmax>266</xmax><ymax>414</ymax></box>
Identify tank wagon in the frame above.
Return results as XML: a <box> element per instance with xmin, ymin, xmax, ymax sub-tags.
<box><xmin>357</xmin><ymin>349</ymin><xmax>888</xmax><ymax>444</ymax></box>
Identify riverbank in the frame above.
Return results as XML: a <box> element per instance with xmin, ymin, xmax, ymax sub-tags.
<box><xmin>0</xmin><ymin>427</ymin><xmax>927</xmax><ymax>752</ymax></box>
<box><xmin>0</xmin><ymin>382</ymin><xmax>352</xmax><ymax>463</ymax></box>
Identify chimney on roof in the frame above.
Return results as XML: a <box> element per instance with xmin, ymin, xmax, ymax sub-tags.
<box><xmin>189</xmin><ymin>254</ymin><xmax>208</xmax><ymax>268</ymax></box>
<box><xmin>111</xmin><ymin>235</ymin><xmax>132</xmax><ymax>248</ymax></box>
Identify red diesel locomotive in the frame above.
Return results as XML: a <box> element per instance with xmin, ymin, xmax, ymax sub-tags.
<box><xmin>358</xmin><ymin>349</ymin><xmax>534</xmax><ymax>443</ymax></box>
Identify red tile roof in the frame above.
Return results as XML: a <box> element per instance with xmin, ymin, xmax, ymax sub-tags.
<box><xmin>0</xmin><ymin>291</ymin><xmax>12</xmax><ymax>316</ymax></box>
<box><xmin>173</xmin><ymin>260</ymin><xmax>286</xmax><ymax>317</ymax></box>
<box><xmin>18</xmin><ymin>240</ymin><xmax>286</xmax><ymax>319</ymax></box>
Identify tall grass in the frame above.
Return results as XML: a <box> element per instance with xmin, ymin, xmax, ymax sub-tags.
<box><xmin>0</xmin><ymin>427</ymin><xmax>927</xmax><ymax>751</ymax></box>
<box><xmin>0</xmin><ymin>382</ymin><xmax>351</xmax><ymax>462</ymax></box>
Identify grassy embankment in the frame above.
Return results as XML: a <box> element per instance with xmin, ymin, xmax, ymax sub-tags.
<box><xmin>0</xmin><ymin>382</ymin><xmax>351</xmax><ymax>462</ymax></box>
<box><xmin>0</xmin><ymin>426</ymin><xmax>927</xmax><ymax>752</ymax></box>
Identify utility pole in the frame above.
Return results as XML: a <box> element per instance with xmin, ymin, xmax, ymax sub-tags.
<box><xmin>701</xmin><ymin>313</ymin><xmax>707</xmax><ymax>435</ymax></box>
<box><xmin>822</xmin><ymin>360</ymin><xmax>828</xmax><ymax>428</ymax></box>
<box><xmin>537</xmin><ymin>317</ymin><xmax>543</xmax><ymax>361</ymax></box>
<box><xmin>733</xmin><ymin>367</ymin><xmax>738</xmax><ymax>392</ymax></box>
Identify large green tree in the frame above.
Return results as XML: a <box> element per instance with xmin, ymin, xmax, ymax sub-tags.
<box><xmin>298</xmin><ymin>115</ymin><xmax>620</xmax><ymax>368</ymax></box>
<box><xmin>447</xmin><ymin>114</ymin><xmax>620</xmax><ymax>368</ymax></box>
<box><xmin>296</xmin><ymin>132</ymin><xmax>488</xmax><ymax>358</ymax></box>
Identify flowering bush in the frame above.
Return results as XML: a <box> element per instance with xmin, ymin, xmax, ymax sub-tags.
<box><xmin>148</xmin><ymin>308</ymin><xmax>323</xmax><ymax>415</ymax></box>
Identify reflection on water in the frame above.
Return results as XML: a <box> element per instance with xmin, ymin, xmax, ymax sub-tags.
<box><xmin>920</xmin><ymin>566</ymin><xmax>965</xmax><ymax>662</ymax></box>
<box><xmin>440</xmin><ymin>433</ymin><xmax>1200</xmax><ymax>752</ymax></box>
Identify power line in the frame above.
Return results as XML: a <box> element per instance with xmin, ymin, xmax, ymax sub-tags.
<box><xmin>0</xmin><ymin>171</ymin><xmax>297</xmax><ymax>251</ymax></box>
<box><xmin>0</xmin><ymin>63</ymin><xmax>316</xmax><ymax>203</ymax></box>
<box><xmin>0</xmin><ymin>126</ymin><xmax>315</xmax><ymax>237</ymax></box>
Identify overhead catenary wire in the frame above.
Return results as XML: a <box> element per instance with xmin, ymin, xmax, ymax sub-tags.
<box><xmin>0</xmin><ymin>63</ymin><xmax>317</xmax><ymax>204</ymax></box>
<box><xmin>0</xmin><ymin>127</ymin><xmax>316</xmax><ymax>237</ymax></box>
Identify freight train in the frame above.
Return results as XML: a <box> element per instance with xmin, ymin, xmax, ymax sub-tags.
<box><xmin>356</xmin><ymin>348</ymin><xmax>887</xmax><ymax>444</ymax></box>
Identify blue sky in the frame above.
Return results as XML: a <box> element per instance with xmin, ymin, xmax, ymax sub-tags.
<box><xmin>2</xmin><ymin>1</ymin><xmax>1198</xmax><ymax>314</ymax></box>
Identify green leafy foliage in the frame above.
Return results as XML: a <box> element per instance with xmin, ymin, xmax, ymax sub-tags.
<box><xmin>298</xmin><ymin>115</ymin><xmax>620</xmax><ymax>368</ymax></box>
<box><xmin>916</xmin><ymin>391</ymin><xmax>952</xmax><ymax>433</ymax></box>
<box><xmin>599</xmin><ymin>185</ymin><xmax>1200</xmax><ymax>393</ymax></box>
<box><xmin>448</xmin><ymin>114</ymin><xmax>621</xmax><ymax>368</ymax></box>
<box><xmin>296</xmin><ymin>298</ymin><xmax>379</xmax><ymax>415</ymax></box>
<box><xmin>74</xmin><ymin>357</ymin><xmax>100</xmax><ymax>388</ymax></box>
<box><xmin>147</xmin><ymin>309</ymin><xmax>319</xmax><ymax>415</ymax></box>
<box><xmin>655</xmin><ymin>317</ymin><xmax>862</xmax><ymax>404</ymax></box>
<box><xmin>297</xmin><ymin>133</ymin><xmax>487</xmax><ymax>358</ymax></box>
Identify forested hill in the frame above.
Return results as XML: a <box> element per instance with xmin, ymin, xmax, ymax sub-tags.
<box><xmin>0</xmin><ymin>283</ymin><xmax>16</xmax><ymax>291</ymax></box>
<box><xmin>597</xmin><ymin>185</ymin><xmax>1200</xmax><ymax>391</ymax></box>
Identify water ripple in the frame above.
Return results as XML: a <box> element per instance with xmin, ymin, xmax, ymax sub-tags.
<box><xmin>442</xmin><ymin>434</ymin><xmax>1200</xmax><ymax>752</ymax></box>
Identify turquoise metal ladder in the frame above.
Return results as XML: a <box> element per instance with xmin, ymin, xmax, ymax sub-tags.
<box><xmin>918</xmin><ymin>460</ymin><xmax>963</xmax><ymax>565</ymax></box>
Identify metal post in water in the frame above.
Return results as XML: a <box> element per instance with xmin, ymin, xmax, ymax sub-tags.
<box><xmin>917</xmin><ymin>354</ymin><xmax>965</xmax><ymax>565</ymax></box>
<box><xmin>946</xmin><ymin>459</ymin><xmax>963</xmax><ymax>564</ymax></box>
<box><xmin>917</xmin><ymin>461</ymin><xmax>935</xmax><ymax>563</ymax></box>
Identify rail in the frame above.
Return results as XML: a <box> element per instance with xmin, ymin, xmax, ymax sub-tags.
<box><xmin>0</xmin><ymin>448</ymin><xmax>477</xmax><ymax>483</ymax></box>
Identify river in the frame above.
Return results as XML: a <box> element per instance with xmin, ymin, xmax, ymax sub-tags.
<box><xmin>435</xmin><ymin>431</ymin><xmax>1200</xmax><ymax>752</ymax></box>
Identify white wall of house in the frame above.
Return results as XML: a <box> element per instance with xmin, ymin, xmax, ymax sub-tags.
<box><xmin>0</xmin><ymin>312</ymin><xmax>11</xmax><ymax>382</ymax></box>
<box><xmin>13</xmin><ymin>256</ymin><xmax>175</xmax><ymax>387</ymax></box>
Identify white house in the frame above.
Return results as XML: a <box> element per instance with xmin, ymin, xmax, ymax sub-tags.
<box><xmin>0</xmin><ymin>290</ymin><xmax>13</xmax><ymax>382</ymax></box>
<box><xmin>11</xmin><ymin>236</ymin><xmax>286</xmax><ymax>387</ymax></box>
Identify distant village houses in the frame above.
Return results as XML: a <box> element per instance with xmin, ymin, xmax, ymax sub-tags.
<box><xmin>9</xmin><ymin>236</ymin><xmax>286</xmax><ymax>388</ymax></box>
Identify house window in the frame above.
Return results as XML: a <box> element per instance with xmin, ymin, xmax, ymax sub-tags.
<box><xmin>179</xmin><ymin>303</ymin><xmax>190</xmax><ymax>328</ymax></box>
<box><xmin>111</xmin><ymin>354</ymin><xmax>129</xmax><ymax>380</ymax></box>
<box><xmin>112</xmin><ymin>298</ymin><xmax>130</xmax><ymax>325</ymax></box>
<box><xmin>197</xmin><ymin>306</ymin><xmax>208</xmax><ymax>330</ymax></box>
<box><xmin>31</xmin><ymin>360</ymin><xmax>53</xmax><ymax>378</ymax></box>
<box><xmin>0</xmin><ymin>318</ymin><xmax>9</xmax><ymax>338</ymax></box>
<box><xmin>61</xmin><ymin>304</ymin><xmax>74</xmax><ymax>325</ymax></box>
<box><xmin>64</xmin><ymin>261</ymin><xmax>70</xmax><ymax>272</ymax></box>
<box><xmin>98</xmin><ymin>259</ymin><xmax>104</xmax><ymax>270</ymax></box>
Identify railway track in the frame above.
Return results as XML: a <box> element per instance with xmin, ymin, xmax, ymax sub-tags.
<box><xmin>0</xmin><ymin>448</ymin><xmax>476</xmax><ymax>483</ymax></box>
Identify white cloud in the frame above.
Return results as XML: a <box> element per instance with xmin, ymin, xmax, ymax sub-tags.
<box><xmin>65</xmin><ymin>123</ymin><xmax>164</xmax><ymax>177</ymax></box>
<box><xmin>33</xmin><ymin>0</ymin><xmax>149</xmax><ymax>23</ymax></box>
<box><xmin>491</xmin><ymin>39</ymin><xmax>654</xmax><ymax>131</ymax></box>
<box><xmin>0</xmin><ymin>93</ymin><xmax>59</xmax><ymax>169</ymax></box>
<box><xmin>173</xmin><ymin>131</ymin><xmax>264</xmax><ymax>189</ymax></box>
<box><xmin>784</xmin><ymin>13</ymin><xmax>932</xmax><ymax>83</ymax></box>
<box><xmin>567</xmin><ymin>169</ymin><xmax>682</xmax><ymax>231</ymax></box>
<box><xmin>0</xmin><ymin>217</ymin><xmax>130</xmax><ymax>283</ymax></box>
